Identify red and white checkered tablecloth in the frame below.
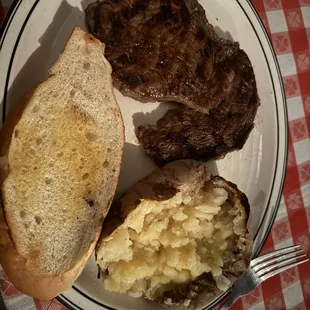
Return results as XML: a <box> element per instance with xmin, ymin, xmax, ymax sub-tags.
<box><xmin>0</xmin><ymin>0</ymin><xmax>310</xmax><ymax>309</ymax></box>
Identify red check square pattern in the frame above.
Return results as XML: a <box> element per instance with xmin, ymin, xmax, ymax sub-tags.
<box><xmin>0</xmin><ymin>0</ymin><xmax>309</xmax><ymax>309</ymax></box>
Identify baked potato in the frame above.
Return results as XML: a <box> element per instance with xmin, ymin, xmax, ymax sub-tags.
<box><xmin>96</xmin><ymin>160</ymin><xmax>252</xmax><ymax>309</ymax></box>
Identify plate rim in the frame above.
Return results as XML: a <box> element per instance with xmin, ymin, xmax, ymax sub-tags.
<box><xmin>0</xmin><ymin>0</ymin><xmax>288</xmax><ymax>309</ymax></box>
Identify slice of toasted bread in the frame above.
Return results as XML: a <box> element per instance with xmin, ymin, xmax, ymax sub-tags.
<box><xmin>0</xmin><ymin>26</ymin><xmax>124</xmax><ymax>300</ymax></box>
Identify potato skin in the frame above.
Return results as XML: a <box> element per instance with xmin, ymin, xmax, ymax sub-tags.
<box><xmin>99</xmin><ymin>160</ymin><xmax>212</xmax><ymax>240</ymax></box>
<box><xmin>160</xmin><ymin>176</ymin><xmax>253</xmax><ymax>310</ymax></box>
<box><xmin>97</xmin><ymin>160</ymin><xmax>253</xmax><ymax>309</ymax></box>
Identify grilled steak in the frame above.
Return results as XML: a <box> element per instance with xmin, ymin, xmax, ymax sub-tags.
<box><xmin>85</xmin><ymin>0</ymin><xmax>259</xmax><ymax>163</ymax></box>
<box><xmin>136</xmin><ymin>91</ymin><xmax>257</xmax><ymax>165</ymax></box>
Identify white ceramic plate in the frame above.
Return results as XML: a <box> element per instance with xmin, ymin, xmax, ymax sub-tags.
<box><xmin>0</xmin><ymin>0</ymin><xmax>287</xmax><ymax>309</ymax></box>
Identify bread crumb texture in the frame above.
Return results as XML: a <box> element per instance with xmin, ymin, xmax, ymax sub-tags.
<box><xmin>97</xmin><ymin>182</ymin><xmax>247</xmax><ymax>300</ymax></box>
<box><xmin>2</xmin><ymin>28</ymin><xmax>124</xmax><ymax>276</ymax></box>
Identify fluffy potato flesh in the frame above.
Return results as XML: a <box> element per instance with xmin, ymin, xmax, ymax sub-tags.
<box><xmin>97</xmin><ymin>183</ymin><xmax>247</xmax><ymax>300</ymax></box>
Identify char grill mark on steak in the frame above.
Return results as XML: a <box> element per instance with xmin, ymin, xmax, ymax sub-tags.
<box><xmin>85</xmin><ymin>0</ymin><xmax>237</xmax><ymax>113</ymax></box>
<box><xmin>86</xmin><ymin>0</ymin><xmax>260</xmax><ymax>163</ymax></box>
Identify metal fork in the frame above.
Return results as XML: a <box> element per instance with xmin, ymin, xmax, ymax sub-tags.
<box><xmin>219</xmin><ymin>245</ymin><xmax>309</xmax><ymax>310</ymax></box>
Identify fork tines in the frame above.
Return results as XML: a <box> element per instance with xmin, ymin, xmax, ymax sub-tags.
<box><xmin>250</xmin><ymin>244</ymin><xmax>309</xmax><ymax>281</ymax></box>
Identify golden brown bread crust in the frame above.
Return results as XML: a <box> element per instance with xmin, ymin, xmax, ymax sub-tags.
<box><xmin>0</xmin><ymin>27</ymin><xmax>124</xmax><ymax>300</ymax></box>
<box><xmin>97</xmin><ymin>160</ymin><xmax>252</xmax><ymax>309</ymax></box>
<box><xmin>0</xmin><ymin>86</ymin><xmax>100</xmax><ymax>300</ymax></box>
<box><xmin>0</xmin><ymin>200</ymin><xmax>96</xmax><ymax>299</ymax></box>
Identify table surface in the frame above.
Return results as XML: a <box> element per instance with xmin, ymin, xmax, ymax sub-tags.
<box><xmin>0</xmin><ymin>0</ymin><xmax>310</xmax><ymax>309</ymax></box>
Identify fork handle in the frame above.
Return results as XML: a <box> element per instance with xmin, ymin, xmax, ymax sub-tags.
<box><xmin>218</xmin><ymin>291</ymin><xmax>240</xmax><ymax>310</ymax></box>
